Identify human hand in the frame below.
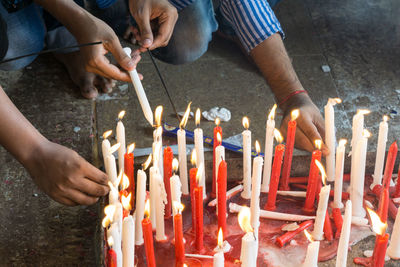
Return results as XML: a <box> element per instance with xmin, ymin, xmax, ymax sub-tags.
<box><xmin>25</xmin><ymin>141</ymin><xmax>109</xmax><ymax>206</ymax></box>
<box><xmin>279</xmin><ymin>93</ymin><xmax>328</xmax><ymax>155</ymax></box>
<box><xmin>129</xmin><ymin>0</ymin><xmax>178</xmax><ymax>52</ymax></box>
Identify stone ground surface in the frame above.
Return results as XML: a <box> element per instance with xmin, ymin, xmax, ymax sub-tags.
<box><xmin>0</xmin><ymin>0</ymin><xmax>400</xmax><ymax>266</ymax></box>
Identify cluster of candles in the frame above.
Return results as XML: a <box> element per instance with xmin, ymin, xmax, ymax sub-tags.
<box><xmin>100</xmin><ymin>97</ymin><xmax>400</xmax><ymax>267</ymax></box>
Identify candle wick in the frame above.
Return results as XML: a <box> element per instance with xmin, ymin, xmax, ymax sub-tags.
<box><xmin>253</xmin><ymin>232</ymin><xmax>257</xmax><ymax>241</ymax></box>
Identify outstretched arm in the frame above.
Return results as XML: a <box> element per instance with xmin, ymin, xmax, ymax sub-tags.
<box><xmin>0</xmin><ymin>86</ymin><xmax>109</xmax><ymax>206</ymax></box>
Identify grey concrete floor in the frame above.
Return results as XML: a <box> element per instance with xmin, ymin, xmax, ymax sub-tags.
<box><xmin>1</xmin><ymin>0</ymin><xmax>400</xmax><ymax>266</ymax></box>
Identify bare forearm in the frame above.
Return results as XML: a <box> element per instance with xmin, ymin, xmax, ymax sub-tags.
<box><xmin>0</xmin><ymin>87</ymin><xmax>47</xmax><ymax>165</ymax></box>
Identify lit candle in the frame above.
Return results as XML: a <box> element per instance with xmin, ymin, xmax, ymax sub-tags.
<box><xmin>301</xmin><ymin>230</ymin><xmax>320</xmax><ymax>267</ymax></box>
<box><xmin>124</xmin><ymin>143</ymin><xmax>135</xmax><ymax>210</ymax></box>
<box><xmin>155</xmin><ymin>167</ymin><xmax>167</xmax><ymax>242</ymax></box>
<box><xmin>265</xmin><ymin>129</ymin><xmax>285</xmax><ymax>211</ymax></box>
<box><xmin>154</xmin><ymin>106</ymin><xmax>164</xmax><ymax>180</ymax></box>
<box><xmin>107</xmin><ymin>236</ymin><xmax>118</xmax><ymax>267</ymax></box>
<box><xmin>387</xmin><ymin>209</ymin><xmax>400</xmax><ymax>259</ymax></box>
<box><xmin>336</xmin><ymin>200</ymin><xmax>352</xmax><ymax>267</ymax></box>
<box><xmin>212</xmin><ymin>118</ymin><xmax>222</xmax><ymax>198</ymax></box>
<box><xmin>262</xmin><ymin>104</ymin><xmax>277</xmax><ymax>193</ymax></box>
<box><xmin>303</xmin><ymin>140</ymin><xmax>322</xmax><ymax>213</ymax></box>
<box><xmin>177</xmin><ymin>102</ymin><xmax>191</xmax><ymax>195</ymax></box>
<box><xmin>123</xmin><ymin>47</ymin><xmax>153</xmax><ymax>126</ymax></box>
<box><xmin>242</xmin><ymin>116</ymin><xmax>252</xmax><ymax>199</ymax></box>
<box><xmin>135</xmin><ymin>155</ymin><xmax>151</xmax><ymax>245</ymax></box>
<box><xmin>108</xmin><ymin>181</ymin><xmax>119</xmax><ymax>205</ymax></box>
<box><xmin>215</xmin><ymin>132</ymin><xmax>225</xmax><ymax>215</ymax></box>
<box><xmin>350</xmin><ymin>130</ymin><xmax>371</xmax><ymax>218</ymax></box>
<box><xmin>368</xmin><ymin>207</ymin><xmax>389</xmax><ymax>267</ymax></box>
<box><xmin>324</xmin><ymin>98</ymin><xmax>341</xmax><ymax>182</ymax></box>
<box><xmin>173</xmin><ymin>201</ymin><xmax>185</xmax><ymax>266</ymax></box>
<box><xmin>217</xmin><ymin>157</ymin><xmax>227</xmax><ymax>235</ymax></box>
<box><xmin>104</xmin><ymin>206</ymin><xmax>122</xmax><ymax>267</ymax></box>
<box><xmin>142</xmin><ymin>200</ymin><xmax>156</xmax><ymax>267</ymax></box>
<box><xmin>213</xmin><ymin>228</ymin><xmax>224</xmax><ymax>267</ymax></box>
<box><xmin>194</xmin><ymin>108</ymin><xmax>206</xmax><ymax>198</ymax></box>
<box><xmin>163</xmin><ymin>146</ymin><xmax>173</xmax><ymax>219</ymax></box>
<box><xmin>280</xmin><ymin>109</ymin><xmax>299</xmax><ymax>190</ymax></box>
<box><xmin>170</xmin><ymin>159</ymin><xmax>182</xmax><ymax>219</ymax></box>
<box><xmin>106</xmin><ymin>143</ymin><xmax>121</xmax><ymax>184</ymax></box>
<box><xmin>312</xmin><ymin>160</ymin><xmax>331</xmax><ymax>241</ymax></box>
<box><xmin>250</xmin><ymin>141</ymin><xmax>263</xmax><ymax>236</ymax></box>
<box><xmin>194</xmin><ymin>164</ymin><xmax>204</xmax><ymax>252</ymax></box>
<box><xmin>333</xmin><ymin>139</ymin><xmax>347</xmax><ymax>209</ymax></box>
<box><xmin>189</xmin><ymin>150</ymin><xmax>197</xmax><ymax>232</ymax></box>
<box><xmin>238</xmin><ymin>206</ymin><xmax>258</xmax><ymax>267</ymax></box>
<box><xmin>102</xmin><ymin>130</ymin><xmax>112</xmax><ymax>174</ymax></box>
<box><xmin>116</xmin><ymin>110</ymin><xmax>126</xmax><ymax>172</ymax></box>
<box><xmin>372</xmin><ymin>115</ymin><xmax>389</xmax><ymax>188</ymax></box>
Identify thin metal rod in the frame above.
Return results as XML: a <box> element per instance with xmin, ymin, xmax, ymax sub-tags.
<box><xmin>147</xmin><ymin>49</ymin><xmax>181</xmax><ymax>123</ymax></box>
<box><xmin>0</xmin><ymin>41</ymin><xmax>102</xmax><ymax>65</ymax></box>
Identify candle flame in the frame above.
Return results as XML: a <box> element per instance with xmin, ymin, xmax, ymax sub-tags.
<box><xmin>328</xmin><ymin>98</ymin><xmax>342</xmax><ymax>105</ymax></box>
<box><xmin>242</xmin><ymin>117</ymin><xmax>250</xmax><ymax>130</ymax></box>
<box><xmin>127</xmin><ymin>143</ymin><xmax>135</xmax><ymax>154</ymax></box>
<box><xmin>356</xmin><ymin>109</ymin><xmax>370</xmax><ymax>116</ymax></box>
<box><xmin>191</xmin><ymin>149</ymin><xmax>197</xmax><ymax>166</ymax></box>
<box><xmin>315</xmin><ymin>159</ymin><xmax>327</xmax><ymax>186</ymax></box>
<box><xmin>110</xmin><ymin>143</ymin><xmax>121</xmax><ymax>154</ymax></box>
<box><xmin>173</xmin><ymin>201</ymin><xmax>184</xmax><ymax>214</ymax></box>
<box><xmin>179</xmin><ymin>102</ymin><xmax>192</xmax><ymax>129</ymax></box>
<box><xmin>195</xmin><ymin>108</ymin><xmax>201</xmax><ymax>127</ymax></box>
<box><xmin>217</xmin><ymin>132</ymin><xmax>222</xmax><ymax>144</ymax></box>
<box><xmin>218</xmin><ymin>228</ymin><xmax>223</xmax><ymax>247</ymax></box>
<box><xmin>315</xmin><ymin>139</ymin><xmax>322</xmax><ymax>150</ymax></box>
<box><xmin>121</xmin><ymin>173</ymin><xmax>130</xmax><ymax>190</ymax></box>
<box><xmin>304</xmin><ymin>229</ymin><xmax>313</xmax><ymax>242</ymax></box>
<box><xmin>118</xmin><ymin>110</ymin><xmax>126</xmax><ymax>120</ymax></box>
<box><xmin>196</xmin><ymin>163</ymin><xmax>204</xmax><ymax>185</ymax></box>
<box><xmin>183</xmin><ymin>264</ymin><xmax>188</xmax><ymax>267</ymax></box>
<box><xmin>103</xmin><ymin>130</ymin><xmax>112</xmax><ymax>139</ymax></box>
<box><xmin>102</xmin><ymin>216</ymin><xmax>111</xmax><ymax>228</ymax></box>
<box><xmin>291</xmin><ymin>109</ymin><xmax>300</xmax><ymax>121</ymax></box>
<box><xmin>383</xmin><ymin>115</ymin><xmax>389</xmax><ymax>122</ymax></box>
<box><xmin>121</xmin><ymin>193</ymin><xmax>132</xmax><ymax>211</ymax></box>
<box><xmin>268</xmin><ymin>104</ymin><xmax>277</xmax><ymax>121</ymax></box>
<box><xmin>104</xmin><ymin>204</ymin><xmax>116</xmax><ymax>222</ymax></box>
<box><xmin>238</xmin><ymin>206</ymin><xmax>253</xmax><ymax>233</ymax></box>
<box><xmin>367</xmin><ymin>207</ymin><xmax>387</xmax><ymax>235</ymax></box>
<box><xmin>155</xmin><ymin>106</ymin><xmax>163</xmax><ymax>127</ymax></box>
<box><xmin>339</xmin><ymin>139</ymin><xmax>347</xmax><ymax>147</ymax></box>
<box><xmin>274</xmin><ymin>129</ymin><xmax>284</xmax><ymax>143</ymax></box>
<box><xmin>144</xmin><ymin>199</ymin><xmax>150</xmax><ymax>218</ymax></box>
<box><xmin>172</xmin><ymin>158</ymin><xmax>179</xmax><ymax>173</ymax></box>
<box><xmin>108</xmin><ymin>236</ymin><xmax>114</xmax><ymax>248</ymax></box>
<box><xmin>215</xmin><ymin>117</ymin><xmax>220</xmax><ymax>126</ymax></box>
<box><xmin>143</xmin><ymin>154</ymin><xmax>152</xmax><ymax>170</ymax></box>
<box><xmin>363</xmin><ymin>129</ymin><xmax>372</xmax><ymax>138</ymax></box>
<box><xmin>255</xmin><ymin>140</ymin><xmax>261</xmax><ymax>154</ymax></box>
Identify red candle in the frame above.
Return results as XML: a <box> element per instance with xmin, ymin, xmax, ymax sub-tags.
<box><xmin>382</xmin><ymin>142</ymin><xmax>398</xmax><ymax>189</ymax></box>
<box><xmin>280</xmin><ymin>110</ymin><xmax>299</xmax><ymax>190</ymax></box>
<box><xmin>217</xmin><ymin>160</ymin><xmax>227</xmax><ymax>235</ymax></box>
<box><xmin>194</xmin><ymin>172</ymin><xmax>204</xmax><ymax>252</ymax></box>
<box><xmin>107</xmin><ymin>248</ymin><xmax>117</xmax><ymax>267</ymax></box>
<box><xmin>212</xmin><ymin>118</ymin><xmax>222</xmax><ymax>198</ymax></box>
<box><xmin>323</xmin><ymin>210</ymin><xmax>333</xmax><ymax>241</ymax></box>
<box><xmin>276</xmin><ymin>220</ymin><xmax>313</xmax><ymax>247</ymax></box>
<box><xmin>372</xmin><ymin>184</ymin><xmax>398</xmax><ymax>221</ymax></box>
<box><xmin>142</xmin><ymin>200</ymin><xmax>156</xmax><ymax>267</ymax></box>
<box><xmin>265</xmin><ymin>143</ymin><xmax>285</xmax><ymax>211</ymax></box>
<box><xmin>124</xmin><ymin>143</ymin><xmax>135</xmax><ymax>210</ymax></box>
<box><xmin>372</xmin><ymin>233</ymin><xmax>389</xmax><ymax>267</ymax></box>
<box><xmin>395</xmin><ymin>162</ymin><xmax>400</xmax><ymax>197</ymax></box>
<box><xmin>163</xmin><ymin>146</ymin><xmax>173</xmax><ymax>219</ymax></box>
<box><xmin>303</xmin><ymin>144</ymin><xmax>322</xmax><ymax>212</ymax></box>
<box><xmin>332</xmin><ymin>208</ymin><xmax>343</xmax><ymax>239</ymax></box>
<box><xmin>378</xmin><ymin>186</ymin><xmax>390</xmax><ymax>223</ymax></box>
<box><xmin>189</xmin><ymin>165</ymin><xmax>198</xmax><ymax>232</ymax></box>
<box><xmin>173</xmin><ymin>203</ymin><xmax>185</xmax><ymax>266</ymax></box>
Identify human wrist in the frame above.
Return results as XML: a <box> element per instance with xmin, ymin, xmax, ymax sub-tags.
<box><xmin>19</xmin><ymin>136</ymin><xmax>50</xmax><ymax>169</ymax></box>
<box><xmin>279</xmin><ymin>91</ymin><xmax>312</xmax><ymax>114</ymax></box>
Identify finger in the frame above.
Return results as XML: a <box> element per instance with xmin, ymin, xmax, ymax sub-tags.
<box><xmin>66</xmin><ymin>189</ymin><xmax>100</xmax><ymax>206</ymax></box>
<box><xmin>93</xmin><ymin>56</ymin><xmax>132</xmax><ymax>82</ymax></box>
<box><xmin>103</xmin><ymin>38</ymin><xmax>137</xmax><ymax>72</ymax></box>
<box><xmin>81</xmin><ymin>160</ymin><xmax>109</xmax><ymax>186</ymax></box>
<box><xmin>53</xmin><ymin>195</ymin><xmax>78</xmax><ymax>206</ymax></box>
<box><xmin>298</xmin><ymin>116</ymin><xmax>323</xmax><ymax>149</ymax></box>
<box><xmin>294</xmin><ymin>127</ymin><xmax>315</xmax><ymax>153</ymax></box>
<box><xmin>150</xmin><ymin>15</ymin><xmax>176</xmax><ymax>49</ymax></box>
<box><xmin>132</xmin><ymin>8</ymin><xmax>153</xmax><ymax>48</ymax></box>
<box><xmin>73</xmin><ymin>177</ymin><xmax>109</xmax><ymax>197</ymax></box>
<box><xmin>94</xmin><ymin>76</ymin><xmax>114</xmax><ymax>94</ymax></box>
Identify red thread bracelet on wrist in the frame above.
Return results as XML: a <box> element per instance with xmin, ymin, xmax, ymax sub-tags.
<box><xmin>278</xmin><ymin>90</ymin><xmax>308</xmax><ymax>107</ymax></box>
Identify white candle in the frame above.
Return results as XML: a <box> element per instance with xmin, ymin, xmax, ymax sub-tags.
<box><xmin>325</xmin><ymin>98</ymin><xmax>341</xmax><ymax>182</ymax></box>
<box><xmin>106</xmin><ymin>154</ymin><xmax>118</xmax><ymax>184</ymax></box>
<box><xmin>336</xmin><ymin>200</ymin><xmax>352</xmax><ymax>267</ymax></box>
<box><xmin>301</xmin><ymin>239</ymin><xmax>320</xmax><ymax>267</ymax></box>
<box><xmin>250</xmin><ymin>141</ymin><xmax>263</xmax><ymax>235</ymax></box>
<box><xmin>170</xmin><ymin>167</ymin><xmax>182</xmax><ymax>218</ymax></box>
<box><xmin>154</xmin><ymin>106</ymin><xmax>164</xmax><ymax>179</ymax></box>
<box><xmin>177</xmin><ymin>128</ymin><xmax>189</xmax><ymax>195</ymax></box>
<box><xmin>155</xmin><ymin>169</ymin><xmax>167</xmax><ymax>241</ymax></box>
<box><xmin>387</xmin><ymin>209</ymin><xmax>400</xmax><ymax>259</ymax></box>
<box><xmin>350</xmin><ymin>130</ymin><xmax>370</xmax><ymax>218</ymax></box>
<box><xmin>215</xmin><ymin>142</ymin><xmax>225</xmax><ymax>213</ymax></box>
<box><xmin>116</xmin><ymin>111</ymin><xmax>126</xmax><ymax>172</ymax></box>
<box><xmin>102</xmin><ymin>130</ymin><xmax>112</xmax><ymax>175</ymax></box>
<box><xmin>108</xmin><ymin>223</ymin><xmax>122</xmax><ymax>267</ymax></box>
<box><xmin>122</xmin><ymin>215</ymin><xmax>135</xmax><ymax>267</ymax></box>
<box><xmin>372</xmin><ymin>116</ymin><xmax>389</xmax><ymax>189</ymax></box>
<box><xmin>312</xmin><ymin>184</ymin><xmax>331</xmax><ymax>241</ymax></box>
<box><xmin>194</xmin><ymin>108</ymin><xmax>206</xmax><ymax>198</ymax></box>
<box><xmin>261</xmin><ymin>105</ymin><xmax>276</xmax><ymax>193</ymax></box>
<box><xmin>108</xmin><ymin>182</ymin><xmax>119</xmax><ymax>205</ymax></box>
<box><xmin>149</xmin><ymin>166</ymin><xmax>158</xmax><ymax>230</ymax></box>
<box><xmin>114</xmin><ymin>202</ymin><xmax>123</xmax><ymax>236</ymax></box>
<box><xmin>240</xmin><ymin>231</ymin><xmax>257</xmax><ymax>267</ymax></box>
<box><xmin>135</xmin><ymin>169</ymin><xmax>147</xmax><ymax>245</ymax></box>
<box><xmin>123</xmin><ymin>47</ymin><xmax>153</xmax><ymax>126</ymax></box>
<box><xmin>333</xmin><ymin>139</ymin><xmax>347</xmax><ymax>209</ymax></box>
<box><xmin>213</xmin><ymin>251</ymin><xmax>224</xmax><ymax>267</ymax></box>
<box><xmin>242</xmin><ymin>117</ymin><xmax>252</xmax><ymax>199</ymax></box>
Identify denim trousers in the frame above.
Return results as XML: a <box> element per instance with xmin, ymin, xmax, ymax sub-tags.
<box><xmin>0</xmin><ymin>0</ymin><xmax>281</xmax><ymax>70</ymax></box>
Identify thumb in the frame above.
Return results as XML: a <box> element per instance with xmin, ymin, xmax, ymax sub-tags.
<box><xmin>106</xmin><ymin>39</ymin><xmax>138</xmax><ymax>71</ymax></box>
